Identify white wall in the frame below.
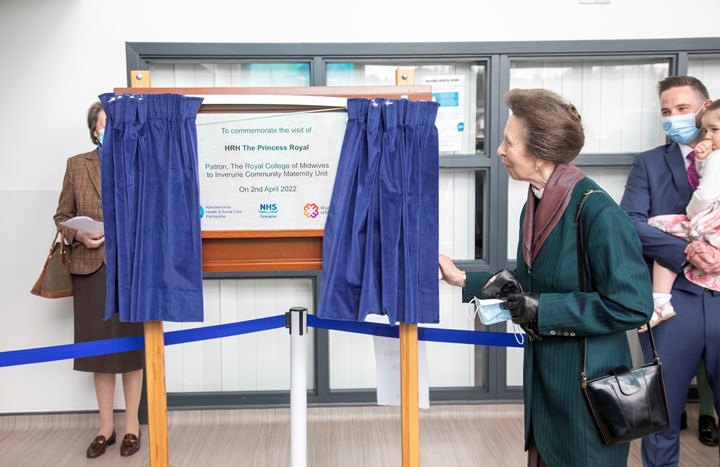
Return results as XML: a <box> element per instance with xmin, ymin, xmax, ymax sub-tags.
<box><xmin>1</xmin><ymin>0</ymin><xmax>719</xmax><ymax>413</ymax></box>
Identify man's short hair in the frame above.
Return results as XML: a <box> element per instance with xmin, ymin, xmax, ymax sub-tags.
<box><xmin>658</xmin><ymin>76</ymin><xmax>709</xmax><ymax>101</ymax></box>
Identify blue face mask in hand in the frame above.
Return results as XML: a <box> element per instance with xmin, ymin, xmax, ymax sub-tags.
<box><xmin>662</xmin><ymin>107</ymin><xmax>702</xmax><ymax>144</ymax></box>
<box><xmin>467</xmin><ymin>298</ymin><xmax>511</xmax><ymax>325</ymax></box>
<box><xmin>467</xmin><ymin>297</ymin><xmax>525</xmax><ymax>345</ymax></box>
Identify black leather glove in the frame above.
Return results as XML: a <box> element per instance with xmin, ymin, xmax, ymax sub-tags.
<box><xmin>482</xmin><ymin>269</ymin><xmax>522</xmax><ymax>299</ymax></box>
<box><xmin>518</xmin><ymin>322</ymin><xmax>542</xmax><ymax>341</ymax></box>
<box><xmin>501</xmin><ymin>292</ymin><xmax>542</xmax><ymax>341</ymax></box>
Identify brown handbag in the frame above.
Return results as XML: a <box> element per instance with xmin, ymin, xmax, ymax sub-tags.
<box><xmin>31</xmin><ymin>231</ymin><xmax>73</xmax><ymax>298</ymax></box>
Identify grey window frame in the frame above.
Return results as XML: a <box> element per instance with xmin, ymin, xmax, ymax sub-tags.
<box><xmin>127</xmin><ymin>39</ymin><xmax>718</xmax><ymax>411</ymax></box>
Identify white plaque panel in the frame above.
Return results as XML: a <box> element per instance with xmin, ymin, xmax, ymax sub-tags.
<box><xmin>196</xmin><ymin>111</ymin><xmax>347</xmax><ymax>230</ymax></box>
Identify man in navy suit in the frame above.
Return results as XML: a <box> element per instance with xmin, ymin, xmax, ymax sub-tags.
<box><xmin>621</xmin><ymin>75</ymin><xmax>720</xmax><ymax>466</ymax></box>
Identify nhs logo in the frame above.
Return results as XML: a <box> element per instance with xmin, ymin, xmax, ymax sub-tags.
<box><xmin>258</xmin><ymin>203</ymin><xmax>279</xmax><ymax>218</ymax></box>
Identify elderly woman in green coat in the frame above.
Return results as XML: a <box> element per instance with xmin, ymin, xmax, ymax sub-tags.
<box><xmin>439</xmin><ymin>88</ymin><xmax>653</xmax><ymax>466</ymax></box>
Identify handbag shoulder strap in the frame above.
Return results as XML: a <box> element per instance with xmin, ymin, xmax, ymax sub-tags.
<box><xmin>576</xmin><ymin>189</ymin><xmax>660</xmax><ymax>388</ymax></box>
<box><xmin>575</xmin><ymin>189</ymin><xmax>605</xmax><ymax>294</ymax></box>
<box><xmin>51</xmin><ymin>230</ymin><xmax>66</xmax><ymax>254</ymax></box>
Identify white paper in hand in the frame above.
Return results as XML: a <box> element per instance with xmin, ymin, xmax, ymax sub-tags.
<box><xmin>60</xmin><ymin>216</ymin><xmax>104</xmax><ymax>234</ymax></box>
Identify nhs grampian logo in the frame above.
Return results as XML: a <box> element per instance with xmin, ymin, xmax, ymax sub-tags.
<box><xmin>258</xmin><ymin>203</ymin><xmax>279</xmax><ymax>219</ymax></box>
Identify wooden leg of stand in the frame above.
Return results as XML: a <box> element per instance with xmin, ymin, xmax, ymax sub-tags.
<box><xmin>400</xmin><ymin>322</ymin><xmax>419</xmax><ymax>467</ymax></box>
<box><xmin>396</xmin><ymin>67</ymin><xmax>420</xmax><ymax>467</ymax></box>
<box><xmin>144</xmin><ymin>321</ymin><xmax>169</xmax><ymax>467</ymax></box>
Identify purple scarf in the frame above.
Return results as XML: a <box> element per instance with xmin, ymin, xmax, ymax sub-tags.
<box><xmin>522</xmin><ymin>163</ymin><xmax>585</xmax><ymax>267</ymax></box>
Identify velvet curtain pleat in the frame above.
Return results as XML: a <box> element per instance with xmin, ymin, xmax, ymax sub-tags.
<box><xmin>99</xmin><ymin>93</ymin><xmax>204</xmax><ymax>323</ymax></box>
<box><xmin>319</xmin><ymin>98</ymin><xmax>440</xmax><ymax>324</ymax></box>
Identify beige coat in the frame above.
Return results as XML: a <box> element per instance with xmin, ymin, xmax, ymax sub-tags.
<box><xmin>53</xmin><ymin>149</ymin><xmax>104</xmax><ymax>275</ymax></box>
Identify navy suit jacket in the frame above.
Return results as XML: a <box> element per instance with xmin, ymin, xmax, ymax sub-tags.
<box><xmin>621</xmin><ymin>141</ymin><xmax>704</xmax><ymax>294</ymax></box>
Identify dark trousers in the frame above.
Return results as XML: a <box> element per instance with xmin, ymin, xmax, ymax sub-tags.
<box><xmin>639</xmin><ymin>287</ymin><xmax>720</xmax><ymax>466</ymax></box>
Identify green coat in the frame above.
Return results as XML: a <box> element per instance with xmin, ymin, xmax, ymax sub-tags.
<box><xmin>464</xmin><ymin>178</ymin><xmax>653</xmax><ymax>467</ymax></box>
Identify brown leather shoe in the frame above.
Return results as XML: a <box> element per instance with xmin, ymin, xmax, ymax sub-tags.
<box><xmin>120</xmin><ymin>431</ymin><xmax>141</xmax><ymax>457</ymax></box>
<box><xmin>86</xmin><ymin>431</ymin><xmax>116</xmax><ymax>458</ymax></box>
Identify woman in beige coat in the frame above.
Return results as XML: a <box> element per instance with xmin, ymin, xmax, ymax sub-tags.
<box><xmin>54</xmin><ymin>102</ymin><xmax>144</xmax><ymax>459</ymax></box>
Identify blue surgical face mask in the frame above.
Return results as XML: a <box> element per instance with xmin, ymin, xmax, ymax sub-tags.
<box><xmin>468</xmin><ymin>298</ymin><xmax>511</xmax><ymax>325</ymax></box>
<box><xmin>467</xmin><ymin>297</ymin><xmax>525</xmax><ymax>345</ymax></box>
<box><xmin>97</xmin><ymin>128</ymin><xmax>105</xmax><ymax>146</ymax></box>
<box><xmin>662</xmin><ymin>106</ymin><xmax>703</xmax><ymax>144</ymax></box>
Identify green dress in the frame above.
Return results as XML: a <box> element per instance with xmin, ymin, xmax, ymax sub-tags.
<box><xmin>464</xmin><ymin>177</ymin><xmax>653</xmax><ymax>467</ymax></box>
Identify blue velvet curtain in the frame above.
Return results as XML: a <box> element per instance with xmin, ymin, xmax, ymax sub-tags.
<box><xmin>99</xmin><ymin>93</ymin><xmax>204</xmax><ymax>323</ymax></box>
<box><xmin>319</xmin><ymin>98</ymin><xmax>440</xmax><ymax>324</ymax></box>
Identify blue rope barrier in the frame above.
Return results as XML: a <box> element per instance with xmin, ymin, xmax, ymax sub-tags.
<box><xmin>308</xmin><ymin>315</ymin><xmax>399</xmax><ymax>338</ymax></box>
<box><xmin>0</xmin><ymin>315</ymin><xmax>286</xmax><ymax>368</ymax></box>
<box><xmin>0</xmin><ymin>314</ymin><xmax>523</xmax><ymax>368</ymax></box>
<box><xmin>0</xmin><ymin>336</ymin><xmax>146</xmax><ymax>368</ymax></box>
<box><xmin>309</xmin><ymin>315</ymin><xmax>524</xmax><ymax>348</ymax></box>
<box><xmin>419</xmin><ymin>327</ymin><xmax>524</xmax><ymax>348</ymax></box>
<box><xmin>165</xmin><ymin>315</ymin><xmax>286</xmax><ymax>346</ymax></box>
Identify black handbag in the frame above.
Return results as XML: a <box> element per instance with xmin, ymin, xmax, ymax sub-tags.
<box><xmin>31</xmin><ymin>231</ymin><xmax>73</xmax><ymax>298</ymax></box>
<box><xmin>575</xmin><ymin>189</ymin><xmax>670</xmax><ymax>445</ymax></box>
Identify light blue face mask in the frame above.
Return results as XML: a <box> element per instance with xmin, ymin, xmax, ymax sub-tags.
<box><xmin>467</xmin><ymin>297</ymin><xmax>525</xmax><ymax>345</ymax></box>
<box><xmin>662</xmin><ymin>106</ymin><xmax>703</xmax><ymax>144</ymax></box>
<box><xmin>97</xmin><ymin>128</ymin><xmax>105</xmax><ymax>147</ymax></box>
<box><xmin>473</xmin><ymin>298</ymin><xmax>511</xmax><ymax>325</ymax></box>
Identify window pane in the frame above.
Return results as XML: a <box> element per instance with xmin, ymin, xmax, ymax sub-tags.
<box><xmin>506</xmin><ymin>320</ymin><xmax>523</xmax><ymax>386</ymax></box>
<box><xmin>430</xmin><ymin>281</ymin><xmax>488</xmax><ymax>390</ymax></box>
<box><xmin>688</xmin><ymin>57</ymin><xmax>720</xmax><ymax>99</ymax></box>
<box><xmin>506</xmin><ymin>167</ymin><xmax>630</xmax><ymax>261</ymax></box>
<box><xmin>327</xmin><ymin>63</ymin><xmax>487</xmax><ymax>155</ymax></box>
<box><xmin>439</xmin><ymin>169</ymin><xmax>486</xmax><ymax>261</ymax></box>
<box><xmin>328</xmin><ymin>314</ymin><xmax>386</xmax><ymax>390</ymax></box>
<box><xmin>509</xmin><ymin>60</ymin><xmax>669</xmax><ymax>153</ymax></box>
<box><xmin>328</xmin><ymin>285</ymin><xmax>489</xmax><ymax>391</ymax></box>
<box><xmin>165</xmin><ymin>278</ymin><xmax>315</xmax><ymax>392</ymax></box>
<box><xmin>149</xmin><ymin>63</ymin><xmax>310</xmax><ymax>87</ymax></box>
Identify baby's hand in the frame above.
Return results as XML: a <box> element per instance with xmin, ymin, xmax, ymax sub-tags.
<box><xmin>694</xmin><ymin>140</ymin><xmax>713</xmax><ymax>160</ymax></box>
